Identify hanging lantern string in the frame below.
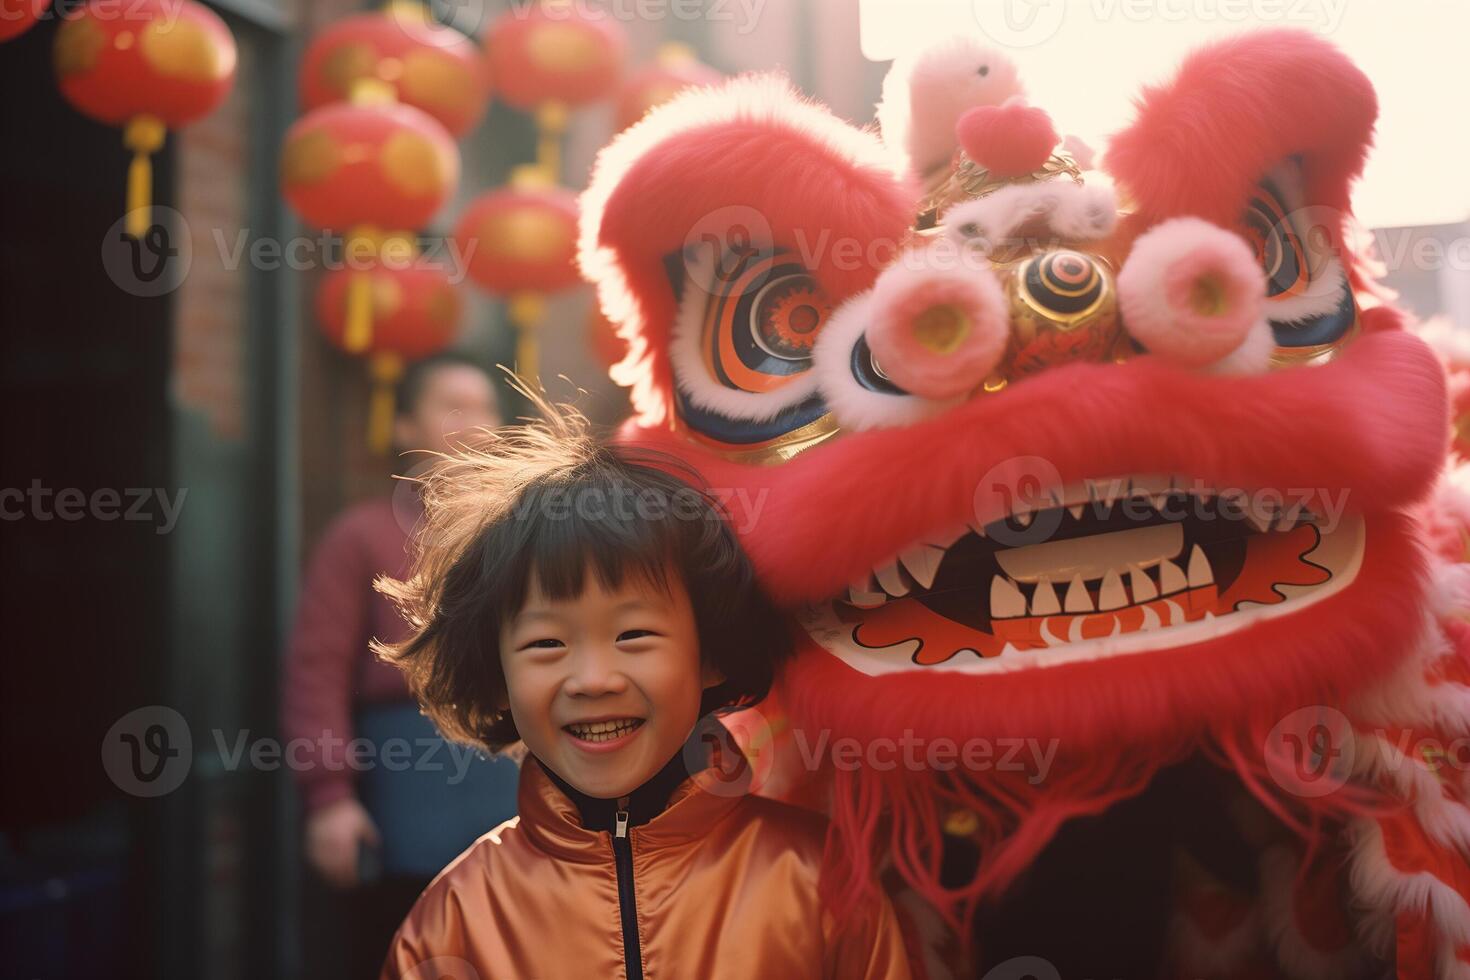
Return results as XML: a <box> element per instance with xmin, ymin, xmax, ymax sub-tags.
<box><xmin>124</xmin><ymin>115</ymin><xmax>166</xmax><ymax>238</ymax></box>
<box><xmin>343</xmin><ymin>227</ymin><xmax>418</xmax><ymax>354</ymax></box>
<box><xmin>368</xmin><ymin>351</ymin><xmax>405</xmax><ymax>455</ymax></box>
<box><xmin>351</xmin><ymin>76</ymin><xmax>398</xmax><ymax>105</ymax></box>
<box><xmin>535</xmin><ymin>100</ymin><xmax>568</xmax><ymax>182</ymax></box>
<box><xmin>509</xmin><ymin>292</ymin><xmax>546</xmax><ymax>386</ymax></box>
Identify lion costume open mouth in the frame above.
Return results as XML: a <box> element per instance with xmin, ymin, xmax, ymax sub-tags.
<box><xmin>802</xmin><ymin>475</ymin><xmax>1363</xmax><ymax>673</ymax></box>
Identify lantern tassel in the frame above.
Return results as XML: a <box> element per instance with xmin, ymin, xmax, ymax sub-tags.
<box><xmin>124</xmin><ymin>115</ymin><xmax>166</xmax><ymax>239</ymax></box>
<box><xmin>535</xmin><ymin>101</ymin><xmax>568</xmax><ymax>182</ymax></box>
<box><xmin>344</xmin><ymin>271</ymin><xmax>374</xmax><ymax>353</ymax></box>
<box><xmin>509</xmin><ymin>292</ymin><xmax>545</xmax><ymax>386</ymax></box>
<box><xmin>368</xmin><ymin>352</ymin><xmax>404</xmax><ymax>455</ymax></box>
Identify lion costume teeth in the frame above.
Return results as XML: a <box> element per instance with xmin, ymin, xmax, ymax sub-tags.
<box><xmin>582</xmin><ymin>29</ymin><xmax>1469</xmax><ymax>979</ymax></box>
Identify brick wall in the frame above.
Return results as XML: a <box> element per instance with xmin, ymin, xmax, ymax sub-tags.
<box><xmin>174</xmin><ymin>37</ymin><xmax>251</xmax><ymax>442</ymax></box>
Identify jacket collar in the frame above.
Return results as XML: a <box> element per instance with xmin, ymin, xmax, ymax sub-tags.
<box><xmin>517</xmin><ymin>746</ymin><xmax>749</xmax><ymax>862</ymax></box>
<box><xmin>540</xmin><ymin>749</ymin><xmax>691</xmax><ymax>833</ymax></box>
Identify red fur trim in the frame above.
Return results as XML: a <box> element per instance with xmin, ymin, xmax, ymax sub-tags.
<box><xmin>580</xmin><ymin>73</ymin><xmax>916</xmax><ymax>424</ymax></box>
<box><xmin>623</xmin><ymin>314</ymin><xmax>1445</xmax><ymax>605</ymax></box>
<box><xmin>1106</xmin><ymin>30</ymin><xmax>1376</xmax><ymax>236</ymax></box>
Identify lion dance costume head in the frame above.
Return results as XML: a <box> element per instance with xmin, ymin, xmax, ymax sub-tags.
<box><xmin>582</xmin><ymin>29</ymin><xmax>1469</xmax><ymax>979</ymax></box>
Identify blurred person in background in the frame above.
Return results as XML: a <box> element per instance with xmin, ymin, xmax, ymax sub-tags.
<box><xmin>281</xmin><ymin>353</ymin><xmax>517</xmax><ymax>980</ymax></box>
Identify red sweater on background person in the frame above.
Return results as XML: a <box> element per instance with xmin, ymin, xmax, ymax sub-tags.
<box><xmin>282</xmin><ymin>494</ymin><xmax>417</xmax><ymax>813</ymax></box>
<box><xmin>283</xmin><ymin>354</ymin><xmax>501</xmax><ymax>878</ymax></box>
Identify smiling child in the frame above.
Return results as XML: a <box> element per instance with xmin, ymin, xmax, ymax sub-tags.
<box><xmin>373</xmin><ymin>409</ymin><xmax>911</xmax><ymax>979</ymax></box>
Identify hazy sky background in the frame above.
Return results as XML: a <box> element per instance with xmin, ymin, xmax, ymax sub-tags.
<box><xmin>858</xmin><ymin>0</ymin><xmax>1470</xmax><ymax>229</ymax></box>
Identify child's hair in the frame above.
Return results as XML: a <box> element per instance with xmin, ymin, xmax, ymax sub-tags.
<box><xmin>373</xmin><ymin>403</ymin><xmax>792</xmax><ymax>753</ymax></box>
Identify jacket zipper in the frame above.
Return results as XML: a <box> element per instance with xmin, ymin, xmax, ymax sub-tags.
<box><xmin>613</xmin><ymin>805</ymin><xmax>644</xmax><ymax>980</ymax></box>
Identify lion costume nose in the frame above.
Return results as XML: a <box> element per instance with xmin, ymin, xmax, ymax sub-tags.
<box><xmin>865</xmin><ymin>258</ymin><xmax>1011</xmax><ymax>400</ymax></box>
<box><xmin>866</xmin><ymin>245</ymin><xmax>1126</xmax><ymax>398</ymax></box>
<box><xmin>1117</xmin><ymin>217</ymin><xmax>1266</xmax><ymax>368</ymax></box>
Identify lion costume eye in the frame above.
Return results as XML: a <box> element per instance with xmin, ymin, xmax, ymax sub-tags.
<box><xmin>1242</xmin><ymin>160</ymin><xmax>1357</xmax><ymax>353</ymax></box>
<box><xmin>668</xmin><ymin>245</ymin><xmax>838</xmax><ymax>457</ymax></box>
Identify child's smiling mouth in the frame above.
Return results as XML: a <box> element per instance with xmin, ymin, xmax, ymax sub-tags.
<box><xmin>563</xmin><ymin>717</ymin><xmax>647</xmax><ymax>747</ymax></box>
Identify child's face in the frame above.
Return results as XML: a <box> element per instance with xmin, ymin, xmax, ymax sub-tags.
<box><xmin>499</xmin><ymin>563</ymin><xmax>720</xmax><ymax>800</ymax></box>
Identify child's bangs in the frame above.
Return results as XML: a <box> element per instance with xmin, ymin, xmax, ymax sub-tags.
<box><xmin>510</xmin><ymin>474</ymin><xmax>683</xmax><ymax>610</ymax></box>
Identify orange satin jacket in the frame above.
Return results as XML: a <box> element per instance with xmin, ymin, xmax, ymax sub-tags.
<box><xmin>380</xmin><ymin>756</ymin><xmax>913</xmax><ymax>980</ymax></box>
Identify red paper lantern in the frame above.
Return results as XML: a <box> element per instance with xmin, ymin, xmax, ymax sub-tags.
<box><xmin>299</xmin><ymin>2</ymin><xmax>489</xmax><ymax>138</ymax></box>
<box><xmin>54</xmin><ymin>0</ymin><xmax>236</xmax><ymax>235</ymax></box>
<box><xmin>615</xmin><ymin>43</ymin><xmax>721</xmax><ymax>131</ymax></box>
<box><xmin>1</xmin><ymin>0</ymin><xmax>50</xmax><ymax>43</ymax></box>
<box><xmin>316</xmin><ymin>255</ymin><xmax>462</xmax><ymax>453</ymax></box>
<box><xmin>453</xmin><ymin>166</ymin><xmax>580</xmax><ymax>384</ymax></box>
<box><xmin>454</xmin><ymin>179</ymin><xmax>580</xmax><ymax>296</ymax></box>
<box><xmin>485</xmin><ymin>2</ymin><xmax>625</xmax><ymax>178</ymax></box>
<box><xmin>316</xmin><ymin>260</ymin><xmax>461</xmax><ymax>359</ymax></box>
<box><xmin>281</xmin><ymin>99</ymin><xmax>459</xmax><ymax>233</ymax></box>
<box><xmin>484</xmin><ymin>2</ymin><xmax>625</xmax><ymax>111</ymax></box>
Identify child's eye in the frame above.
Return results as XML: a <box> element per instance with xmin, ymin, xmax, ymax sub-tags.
<box><xmin>521</xmin><ymin>638</ymin><xmax>564</xmax><ymax>650</ymax></box>
<box><xmin>617</xmin><ymin>629</ymin><xmax>657</xmax><ymax>642</ymax></box>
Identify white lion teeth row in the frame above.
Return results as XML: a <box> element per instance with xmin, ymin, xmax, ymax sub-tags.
<box><xmin>566</xmin><ymin>719</ymin><xmax>642</xmax><ymax>742</ymax></box>
<box><xmin>847</xmin><ymin>477</ymin><xmax>1314</xmax><ymax>607</ymax></box>
<box><xmin>989</xmin><ymin>544</ymin><xmax>1214</xmax><ymax>619</ymax></box>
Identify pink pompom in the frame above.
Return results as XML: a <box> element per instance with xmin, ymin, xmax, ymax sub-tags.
<box><xmin>956</xmin><ymin>101</ymin><xmax>1059</xmax><ymax>178</ymax></box>
<box><xmin>1117</xmin><ymin>217</ymin><xmax>1266</xmax><ymax>368</ymax></box>
<box><xmin>866</xmin><ymin>257</ymin><xmax>1010</xmax><ymax>400</ymax></box>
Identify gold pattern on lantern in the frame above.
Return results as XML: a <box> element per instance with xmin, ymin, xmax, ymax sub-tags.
<box><xmin>54</xmin><ymin>17</ymin><xmax>105</xmax><ymax>77</ymax></box>
<box><xmin>380</xmin><ymin>131</ymin><xmax>448</xmax><ymax>197</ymax></box>
<box><xmin>401</xmin><ymin>50</ymin><xmax>473</xmax><ymax>115</ymax></box>
<box><xmin>479</xmin><ymin>209</ymin><xmax>573</xmax><ymax>262</ymax></box>
<box><xmin>525</xmin><ymin>22</ymin><xmax>600</xmax><ymax>72</ymax></box>
<box><xmin>322</xmin><ymin>42</ymin><xmax>377</xmax><ymax>98</ymax></box>
<box><xmin>281</xmin><ymin>130</ymin><xmax>343</xmax><ymax>185</ymax></box>
<box><xmin>142</xmin><ymin>18</ymin><xmax>234</xmax><ymax>82</ymax></box>
<box><xmin>371</xmin><ymin>275</ymin><xmax>405</xmax><ymax>317</ymax></box>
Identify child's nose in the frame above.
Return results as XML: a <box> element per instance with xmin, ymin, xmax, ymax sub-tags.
<box><xmin>562</xmin><ymin>646</ymin><xmax>631</xmax><ymax>697</ymax></box>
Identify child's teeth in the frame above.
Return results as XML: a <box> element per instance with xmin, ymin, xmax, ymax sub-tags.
<box><xmin>569</xmin><ymin>719</ymin><xmax>641</xmax><ymax>742</ymax></box>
